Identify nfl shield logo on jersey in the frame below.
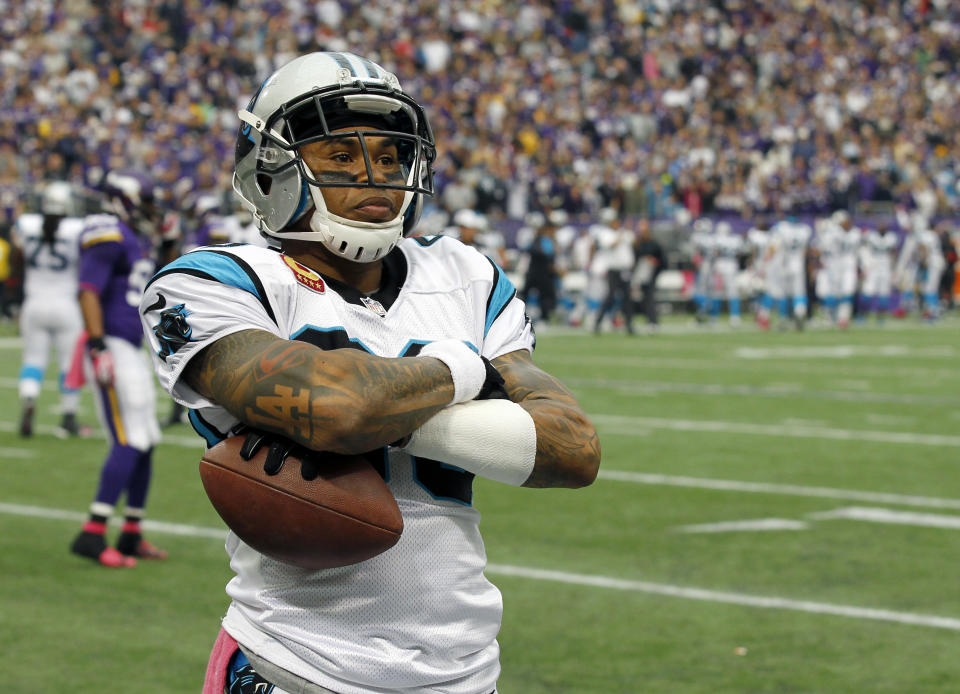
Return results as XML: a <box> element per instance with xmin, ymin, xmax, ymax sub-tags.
<box><xmin>360</xmin><ymin>296</ymin><xmax>387</xmax><ymax>317</ymax></box>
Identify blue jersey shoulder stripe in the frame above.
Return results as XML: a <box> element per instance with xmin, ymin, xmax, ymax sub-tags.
<box><xmin>146</xmin><ymin>250</ymin><xmax>277</xmax><ymax>325</ymax></box>
<box><xmin>484</xmin><ymin>256</ymin><xmax>517</xmax><ymax>336</ymax></box>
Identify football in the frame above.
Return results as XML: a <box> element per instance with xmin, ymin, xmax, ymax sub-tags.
<box><xmin>199</xmin><ymin>434</ymin><xmax>403</xmax><ymax>570</ymax></box>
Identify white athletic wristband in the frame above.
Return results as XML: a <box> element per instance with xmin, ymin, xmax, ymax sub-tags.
<box><xmin>402</xmin><ymin>399</ymin><xmax>537</xmax><ymax>486</ymax></box>
<box><xmin>418</xmin><ymin>340</ymin><xmax>486</xmax><ymax>404</ymax></box>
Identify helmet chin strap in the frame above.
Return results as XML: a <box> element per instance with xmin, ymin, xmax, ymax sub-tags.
<box><xmin>280</xmin><ymin>161</ymin><xmax>413</xmax><ymax>263</ymax></box>
<box><xmin>307</xmin><ymin>185</ymin><xmax>406</xmax><ymax>262</ymax></box>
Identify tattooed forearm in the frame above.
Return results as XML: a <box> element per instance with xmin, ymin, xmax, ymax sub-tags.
<box><xmin>183</xmin><ymin>329</ymin><xmax>455</xmax><ymax>453</ymax></box>
<box><xmin>492</xmin><ymin>350</ymin><xmax>601</xmax><ymax>489</ymax></box>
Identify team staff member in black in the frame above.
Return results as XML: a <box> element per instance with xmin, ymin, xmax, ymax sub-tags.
<box><xmin>633</xmin><ymin>218</ymin><xmax>665</xmax><ymax>329</ymax></box>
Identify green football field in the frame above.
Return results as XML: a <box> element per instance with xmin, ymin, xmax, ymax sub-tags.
<box><xmin>2</xmin><ymin>316</ymin><xmax>960</xmax><ymax>693</ymax></box>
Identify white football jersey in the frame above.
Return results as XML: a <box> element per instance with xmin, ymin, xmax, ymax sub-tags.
<box><xmin>746</xmin><ymin>227</ymin><xmax>770</xmax><ymax>263</ymax></box>
<box><xmin>918</xmin><ymin>229</ymin><xmax>945</xmax><ymax>267</ymax></box>
<box><xmin>13</xmin><ymin>213</ymin><xmax>83</xmax><ymax>301</ymax></box>
<box><xmin>862</xmin><ymin>229</ymin><xmax>898</xmax><ymax>268</ymax></box>
<box><xmin>773</xmin><ymin>221</ymin><xmax>811</xmax><ymax>272</ymax></box>
<box><xmin>895</xmin><ymin>231</ymin><xmax>920</xmax><ymax>274</ymax></box>
<box><xmin>690</xmin><ymin>229</ymin><xmax>716</xmax><ymax>264</ymax></box>
<box><xmin>713</xmin><ymin>233</ymin><xmax>743</xmax><ymax>262</ymax></box>
<box><xmin>140</xmin><ymin>237</ymin><xmax>534</xmax><ymax>694</ymax></box>
<box><xmin>814</xmin><ymin>222</ymin><xmax>840</xmax><ymax>260</ymax></box>
<box><xmin>836</xmin><ymin>226</ymin><xmax>862</xmax><ymax>258</ymax></box>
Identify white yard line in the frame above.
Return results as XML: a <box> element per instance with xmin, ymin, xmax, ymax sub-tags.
<box><xmin>674</xmin><ymin>518</ymin><xmax>810</xmax><ymax>533</ymax></box>
<box><xmin>675</xmin><ymin>507</ymin><xmax>960</xmax><ymax>534</ymax></box>
<box><xmin>593</xmin><ymin>414</ymin><xmax>960</xmax><ymax>447</ymax></box>
<box><xmin>598</xmin><ymin>471</ymin><xmax>960</xmax><ymax>511</ymax></box>
<box><xmin>0</xmin><ymin>447</ymin><xmax>35</xmax><ymax>458</ymax></box>
<box><xmin>484</xmin><ymin>564</ymin><xmax>960</xmax><ymax>631</ymax></box>
<box><xmin>809</xmin><ymin>507</ymin><xmax>960</xmax><ymax>530</ymax></box>
<box><xmin>564</xmin><ymin>377</ymin><xmax>960</xmax><ymax>406</ymax></box>
<box><xmin>0</xmin><ymin>420</ymin><xmax>204</xmax><ymax>449</ymax></box>
<box><xmin>0</xmin><ymin>501</ymin><xmax>227</xmax><ymax>538</ymax></box>
<box><xmin>538</xmin><ymin>355</ymin><xmax>960</xmax><ymax>381</ymax></box>
<box><xmin>734</xmin><ymin>345</ymin><xmax>956</xmax><ymax>359</ymax></box>
<box><xmin>1</xmin><ymin>499</ymin><xmax>958</xmax><ymax>632</ymax></box>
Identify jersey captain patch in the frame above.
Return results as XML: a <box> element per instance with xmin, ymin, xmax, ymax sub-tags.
<box><xmin>282</xmin><ymin>255</ymin><xmax>325</xmax><ymax>294</ymax></box>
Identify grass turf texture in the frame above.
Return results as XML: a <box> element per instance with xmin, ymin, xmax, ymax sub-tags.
<box><xmin>1</xmin><ymin>316</ymin><xmax>959</xmax><ymax>692</ymax></box>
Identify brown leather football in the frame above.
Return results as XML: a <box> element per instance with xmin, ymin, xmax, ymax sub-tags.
<box><xmin>199</xmin><ymin>434</ymin><xmax>403</xmax><ymax>570</ymax></box>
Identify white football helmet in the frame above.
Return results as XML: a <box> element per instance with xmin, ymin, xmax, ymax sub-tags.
<box><xmin>233</xmin><ymin>52</ymin><xmax>436</xmax><ymax>262</ymax></box>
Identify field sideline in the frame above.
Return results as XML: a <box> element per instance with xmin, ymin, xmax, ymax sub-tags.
<box><xmin>2</xmin><ymin>316</ymin><xmax>959</xmax><ymax>693</ymax></box>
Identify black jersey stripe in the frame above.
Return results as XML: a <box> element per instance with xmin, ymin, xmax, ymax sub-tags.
<box><xmin>484</xmin><ymin>256</ymin><xmax>517</xmax><ymax>334</ymax></box>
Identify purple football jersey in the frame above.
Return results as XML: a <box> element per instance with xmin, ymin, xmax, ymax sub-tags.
<box><xmin>78</xmin><ymin>214</ymin><xmax>157</xmax><ymax>346</ymax></box>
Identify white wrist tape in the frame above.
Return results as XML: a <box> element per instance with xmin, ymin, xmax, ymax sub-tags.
<box><xmin>418</xmin><ymin>340</ymin><xmax>486</xmax><ymax>404</ymax></box>
<box><xmin>403</xmin><ymin>399</ymin><xmax>537</xmax><ymax>486</ymax></box>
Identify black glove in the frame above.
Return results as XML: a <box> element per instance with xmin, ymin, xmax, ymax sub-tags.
<box><xmin>237</xmin><ymin>428</ymin><xmax>324</xmax><ymax>481</ymax></box>
<box><xmin>475</xmin><ymin>357</ymin><xmax>510</xmax><ymax>400</ymax></box>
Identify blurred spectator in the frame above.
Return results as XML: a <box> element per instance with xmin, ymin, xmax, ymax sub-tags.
<box><xmin>1</xmin><ymin>0</ymin><xmax>958</xmax><ymax>247</ymax></box>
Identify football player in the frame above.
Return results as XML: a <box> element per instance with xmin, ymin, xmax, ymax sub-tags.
<box><xmin>69</xmin><ymin>171</ymin><xmax>169</xmax><ymax>568</ymax></box>
<box><xmin>745</xmin><ymin>219</ymin><xmax>774</xmax><ymax>328</ymax></box>
<box><xmin>12</xmin><ymin>182</ymin><xmax>86</xmax><ymax>436</ymax></box>
<box><xmin>892</xmin><ymin>213</ymin><xmax>922</xmax><ymax>318</ymax></box>
<box><xmin>771</xmin><ymin>216</ymin><xmax>812</xmax><ymax>329</ymax></box>
<box><xmin>140</xmin><ymin>52</ymin><xmax>599</xmax><ymax>694</ymax></box>
<box><xmin>689</xmin><ymin>217</ymin><xmax>715</xmax><ymax>322</ymax></box>
<box><xmin>832</xmin><ymin>211</ymin><xmax>863</xmax><ymax>328</ymax></box>
<box><xmin>709</xmin><ymin>221</ymin><xmax>743</xmax><ymax>325</ymax></box>
<box><xmin>917</xmin><ymin>220</ymin><xmax>946</xmax><ymax>320</ymax></box>
<box><xmin>815</xmin><ymin>211</ymin><xmax>861</xmax><ymax>328</ymax></box>
<box><xmin>859</xmin><ymin>220</ymin><xmax>898</xmax><ymax>321</ymax></box>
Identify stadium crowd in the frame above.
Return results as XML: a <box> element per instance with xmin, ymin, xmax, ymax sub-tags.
<box><xmin>1</xmin><ymin>0</ymin><xmax>959</xmax><ymax>327</ymax></box>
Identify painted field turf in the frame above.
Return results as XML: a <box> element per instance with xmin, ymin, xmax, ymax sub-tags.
<box><xmin>1</xmin><ymin>318</ymin><xmax>958</xmax><ymax>693</ymax></box>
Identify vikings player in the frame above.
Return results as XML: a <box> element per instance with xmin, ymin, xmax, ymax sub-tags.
<box><xmin>69</xmin><ymin>171</ymin><xmax>170</xmax><ymax>567</ymax></box>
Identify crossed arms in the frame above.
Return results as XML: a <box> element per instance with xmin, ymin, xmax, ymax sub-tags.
<box><xmin>182</xmin><ymin>330</ymin><xmax>600</xmax><ymax>489</ymax></box>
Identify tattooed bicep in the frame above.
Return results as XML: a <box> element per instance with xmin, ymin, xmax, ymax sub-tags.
<box><xmin>182</xmin><ymin>329</ymin><xmax>299</xmax><ymax>402</ymax></box>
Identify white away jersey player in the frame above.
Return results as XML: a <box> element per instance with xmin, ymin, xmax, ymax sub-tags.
<box><xmin>139</xmin><ymin>236</ymin><xmax>533</xmax><ymax>694</ymax></box>
<box><xmin>13</xmin><ymin>213</ymin><xmax>83</xmax><ymax>300</ymax></box>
